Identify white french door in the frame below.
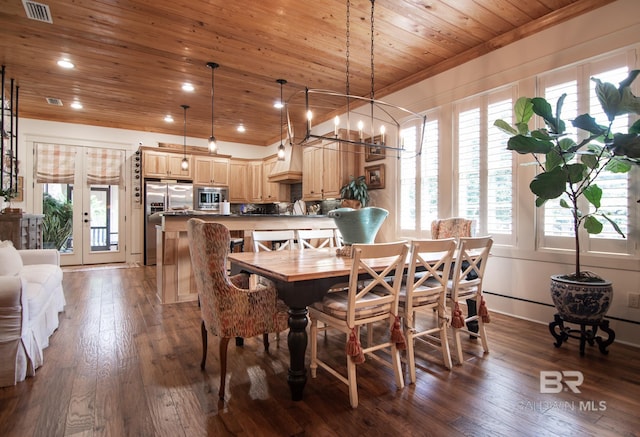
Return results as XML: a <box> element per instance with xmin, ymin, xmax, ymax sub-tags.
<box><xmin>35</xmin><ymin>145</ymin><xmax>126</xmax><ymax>266</ymax></box>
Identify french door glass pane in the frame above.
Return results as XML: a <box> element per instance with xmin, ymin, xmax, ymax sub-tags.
<box><xmin>43</xmin><ymin>183</ymin><xmax>74</xmax><ymax>252</ymax></box>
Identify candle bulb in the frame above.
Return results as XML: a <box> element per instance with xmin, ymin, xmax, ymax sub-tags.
<box><xmin>357</xmin><ymin>120</ymin><xmax>364</xmax><ymax>140</ymax></box>
<box><xmin>334</xmin><ymin>116</ymin><xmax>340</xmax><ymax>137</ymax></box>
<box><xmin>306</xmin><ymin>110</ymin><xmax>313</xmax><ymax>132</ymax></box>
<box><xmin>380</xmin><ymin>125</ymin><xmax>386</xmax><ymax>145</ymax></box>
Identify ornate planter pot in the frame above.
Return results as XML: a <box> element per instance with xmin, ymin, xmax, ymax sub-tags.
<box><xmin>550</xmin><ymin>273</ymin><xmax>613</xmax><ymax>324</ymax></box>
<box><xmin>328</xmin><ymin>207</ymin><xmax>388</xmax><ymax>245</ymax></box>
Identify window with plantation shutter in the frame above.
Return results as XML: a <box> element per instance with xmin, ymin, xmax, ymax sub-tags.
<box><xmin>538</xmin><ymin>54</ymin><xmax>636</xmax><ymax>255</ymax></box>
<box><xmin>454</xmin><ymin>89</ymin><xmax>514</xmax><ymax>244</ymax></box>
<box><xmin>399</xmin><ymin>111</ymin><xmax>438</xmax><ymax>237</ymax></box>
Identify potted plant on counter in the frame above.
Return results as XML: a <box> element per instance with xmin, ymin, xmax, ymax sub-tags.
<box><xmin>340</xmin><ymin>175</ymin><xmax>369</xmax><ymax>208</ymax></box>
<box><xmin>0</xmin><ymin>186</ymin><xmax>20</xmax><ymax>213</ymax></box>
<box><xmin>494</xmin><ymin>70</ymin><xmax>640</xmax><ymax>353</ymax></box>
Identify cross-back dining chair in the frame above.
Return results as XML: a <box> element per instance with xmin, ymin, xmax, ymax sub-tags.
<box><xmin>296</xmin><ymin>229</ymin><xmax>339</xmax><ymax>251</ymax></box>
<box><xmin>447</xmin><ymin>236</ymin><xmax>493</xmax><ymax>364</ymax></box>
<box><xmin>309</xmin><ymin>241</ymin><xmax>409</xmax><ymax>408</ymax></box>
<box><xmin>187</xmin><ymin>219</ymin><xmax>289</xmax><ymax>399</ymax></box>
<box><xmin>252</xmin><ymin>230</ymin><xmax>296</xmax><ymax>252</ymax></box>
<box><xmin>399</xmin><ymin>238</ymin><xmax>456</xmax><ymax>382</ymax></box>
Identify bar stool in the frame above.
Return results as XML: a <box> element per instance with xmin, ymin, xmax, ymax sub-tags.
<box><xmin>230</xmin><ymin>237</ymin><xmax>244</xmax><ymax>253</ymax></box>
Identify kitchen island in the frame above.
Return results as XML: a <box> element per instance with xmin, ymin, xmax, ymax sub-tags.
<box><xmin>156</xmin><ymin>212</ymin><xmax>337</xmax><ymax>304</ymax></box>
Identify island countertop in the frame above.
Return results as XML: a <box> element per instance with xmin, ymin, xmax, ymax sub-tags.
<box><xmin>160</xmin><ymin>212</ymin><xmax>336</xmax><ymax>232</ymax></box>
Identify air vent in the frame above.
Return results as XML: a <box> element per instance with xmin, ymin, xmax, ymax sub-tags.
<box><xmin>46</xmin><ymin>97</ymin><xmax>63</xmax><ymax>106</ymax></box>
<box><xmin>22</xmin><ymin>0</ymin><xmax>53</xmax><ymax>24</ymax></box>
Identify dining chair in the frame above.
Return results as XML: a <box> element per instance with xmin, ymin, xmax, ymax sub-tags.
<box><xmin>430</xmin><ymin>217</ymin><xmax>474</xmax><ymax>239</ymax></box>
<box><xmin>447</xmin><ymin>236</ymin><xmax>493</xmax><ymax>364</ymax></box>
<box><xmin>296</xmin><ymin>228</ymin><xmax>339</xmax><ymax>251</ymax></box>
<box><xmin>309</xmin><ymin>241</ymin><xmax>409</xmax><ymax>408</ymax></box>
<box><xmin>252</xmin><ymin>229</ymin><xmax>296</xmax><ymax>252</ymax></box>
<box><xmin>399</xmin><ymin>238</ymin><xmax>456</xmax><ymax>382</ymax></box>
<box><xmin>187</xmin><ymin>219</ymin><xmax>289</xmax><ymax>400</ymax></box>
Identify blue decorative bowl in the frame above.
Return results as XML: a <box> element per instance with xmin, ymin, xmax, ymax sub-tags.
<box><xmin>328</xmin><ymin>207</ymin><xmax>389</xmax><ymax>244</ymax></box>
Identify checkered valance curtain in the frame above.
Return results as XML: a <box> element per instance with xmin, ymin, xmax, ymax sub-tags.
<box><xmin>35</xmin><ymin>143</ymin><xmax>77</xmax><ymax>183</ymax></box>
<box><xmin>36</xmin><ymin>144</ymin><xmax>124</xmax><ymax>185</ymax></box>
<box><xmin>85</xmin><ymin>148</ymin><xmax>124</xmax><ymax>185</ymax></box>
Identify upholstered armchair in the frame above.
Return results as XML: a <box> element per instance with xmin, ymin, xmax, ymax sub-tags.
<box><xmin>186</xmin><ymin>219</ymin><xmax>289</xmax><ymax>400</ymax></box>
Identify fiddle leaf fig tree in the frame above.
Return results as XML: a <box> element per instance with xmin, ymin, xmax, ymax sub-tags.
<box><xmin>494</xmin><ymin>70</ymin><xmax>640</xmax><ymax>282</ymax></box>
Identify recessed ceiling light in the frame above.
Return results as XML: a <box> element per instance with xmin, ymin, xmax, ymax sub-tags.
<box><xmin>274</xmin><ymin>101</ymin><xmax>284</xmax><ymax>109</ymax></box>
<box><xmin>237</xmin><ymin>125</ymin><xmax>246</xmax><ymax>133</ymax></box>
<box><xmin>57</xmin><ymin>59</ymin><xmax>74</xmax><ymax>69</ymax></box>
<box><xmin>70</xmin><ymin>101</ymin><xmax>83</xmax><ymax>109</ymax></box>
<box><xmin>164</xmin><ymin>115</ymin><xmax>174</xmax><ymax>122</ymax></box>
<box><xmin>182</xmin><ymin>83</ymin><xmax>194</xmax><ymax>92</ymax></box>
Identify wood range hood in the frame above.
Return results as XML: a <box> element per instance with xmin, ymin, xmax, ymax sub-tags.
<box><xmin>268</xmin><ymin>144</ymin><xmax>303</xmax><ymax>184</ymax></box>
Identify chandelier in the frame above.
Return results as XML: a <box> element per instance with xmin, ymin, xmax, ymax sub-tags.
<box><xmin>285</xmin><ymin>0</ymin><xmax>426</xmax><ymax>156</ymax></box>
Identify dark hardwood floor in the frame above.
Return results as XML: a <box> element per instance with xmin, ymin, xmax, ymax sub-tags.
<box><xmin>1</xmin><ymin>265</ymin><xmax>638</xmax><ymax>437</ymax></box>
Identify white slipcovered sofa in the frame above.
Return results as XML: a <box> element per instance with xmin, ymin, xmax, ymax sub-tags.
<box><xmin>0</xmin><ymin>240</ymin><xmax>65</xmax><ymax>387</ymax></box>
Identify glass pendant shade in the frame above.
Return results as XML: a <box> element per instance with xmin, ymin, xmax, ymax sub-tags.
<box><xmin>207</xmin><ymin>62</ymin><xmax>219</xmax><ymax>155</ymax></box>
<box><xmin>208</xmin><ymin>135</ymin><xmax>217</xmax><ymax>153</ymax></box>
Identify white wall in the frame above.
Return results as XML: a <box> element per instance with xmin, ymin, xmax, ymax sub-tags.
<box><xmin>10</xmin><ymin>0</ymin><xmax>639</xmax><ymax>345</ymax></box>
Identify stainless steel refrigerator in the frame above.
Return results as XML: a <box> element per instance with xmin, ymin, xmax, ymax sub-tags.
<box><xmin>144</xmin><ymin>181</ymin><xmax>193</xmax><ymax>265</ymax></box>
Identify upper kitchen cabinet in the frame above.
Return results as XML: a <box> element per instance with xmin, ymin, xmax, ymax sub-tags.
<box><xmin>302</xmin><ymin>137</ymin><xmax>356</xmax><ymax>201</ymax></box>
<box><xmin>248</xmin><ymin>161</ymin><xmax>263</xmax><ymax>203</ymax></box>
<box><xmin>142</xmin><ymin>149</ymin><xmax>193</xmax><ymax>180</ymax></box>
<box><xmin>229</xmin><ymin>159</ymin><xmax>249</xmax><ymax>203</ymax></box>
<box><xmin>193</xmin><ymin>156</ymin><xmax>230</xmax><ymax>186</ymax></box>
<box><xmin>262</xmin><ymin>156</ymin><xmax>290</xmax><ymax>202</ymax></box>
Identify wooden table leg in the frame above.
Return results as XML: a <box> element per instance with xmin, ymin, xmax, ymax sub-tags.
<box><xmin>287</xmin><ymin>307</ymin><xmax>308</xmax><ymax>401</ymax></box>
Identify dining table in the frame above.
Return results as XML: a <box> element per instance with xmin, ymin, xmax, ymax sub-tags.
<box><xmin>228</xmin><ymin>247</ymin><xmax>394</xmax><ymax>401</ymax></box>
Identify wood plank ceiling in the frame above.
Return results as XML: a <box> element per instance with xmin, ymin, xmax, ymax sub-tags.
<box><xmin>0</xmin><ymin>0</ymin><xmax>614</xmax><ymax>147</ymax></box>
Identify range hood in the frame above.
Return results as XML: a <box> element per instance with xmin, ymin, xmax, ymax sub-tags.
<box><xmin>268</xmin><ymin>144</ymin><xmax>303</xmax><ymax>184</ymax></box>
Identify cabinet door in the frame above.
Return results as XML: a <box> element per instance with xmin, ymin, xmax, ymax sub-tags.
<box><xmin>302</xmin><ymin>146</ymin><xmax>323</xmax><ymax>200</ymax></box>
<box><xmin>142</xmin><ymin>151</ymin><xmax>169</xmax><ymax>178</ymax></box>
<box><xmin>249</xmin><ymin>161</ymin><xmax>263</xmax><ymax>202</ymax></box>
<box><xmin>167</xmin><ymin>155</ymin><xmax>192</xmax><ymax>179</ymax></box>
<box><xmin>212</xmin><ymin>157</ymin><xmax>230</xmax><ymax>186</ymax></box>
<box><xmin>229</xmin><ymin>160</ymin><xmax>249</xmax><ymax>202</ymax></box>
<box><xmin>262</xmin><ymin>156</ymin><xmax>289</xmax><ymax>202</ymax></box>
<box><xmin>322</xmin><ymin>142</ymin><xmax>342</xmax><ymax>198</ymax></box>
<box><xmin>194</xmin><ymin>156</ymin><xmax>230</xmax><ymax>185</ymax></box>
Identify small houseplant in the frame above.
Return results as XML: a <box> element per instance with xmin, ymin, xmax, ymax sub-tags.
<box><xmin>494</xmin><ymin>70</ymin><xmax>640</xmax><ymax>326</ymax></box>
<box><xmin>340</xmin><ymin>175</ymin><xmax>369</xmax><ymax>208</ymax></box>
<box><xmin>0</xmin><ymin>186</ymin><xmax>19</xmax><ymax>213</ymax></box>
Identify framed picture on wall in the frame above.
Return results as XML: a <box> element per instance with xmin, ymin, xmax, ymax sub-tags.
<box><xmin>364</xmin><ymin>135</ymin><xmax>385</xmax><ymax>161</ymax></box>
<box><xmin>365</xmin><ymin>164</ymin><xmax>385</xmax><ymax>190</ymax></box>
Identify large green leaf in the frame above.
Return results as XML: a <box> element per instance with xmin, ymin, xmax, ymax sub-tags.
<box><xmin>531</xmin><ymin>96</ymin><xmax>565</xmax><ymax>134</ymax></box>
<box><xmin>584</xmin><ymin>184</ymin><xmax>602</xmax><ymax>208</ymax></box>
<box><xmin>605</xmin><ymin>156</ymin><xmax>632</xmax><ymax>173</ymax></box>
<box><xmin>530</xmin><ymin>166</ymin><xmax>567</xmax><ymax>200</ymax></box>
<box><xmin>572</xmin><ymin>113</ymin><xmax>606</xmax><ymax>136</ymax></box>
<box><xmin>609</xmin><ymin>133</ymin><xmax>640</xmax><ymax>158</ymax></box>
<box><xmin>544</xmin><ymin>149</ymin><xmax>563</xmax><ymax>171</ymax></box>
<box><xmin>514</xmin><ymin>97</ymin><xmax>534</xmax><ymax>124</ymax></box>
<box><xmin>584</xmin><ymin>215</ymin><xmax>603</xmax><ymax>234</ymax></box>
<box><xmin>601</xmin><ymin>213</ymin><xmax>626</xmax><ymax>238</ymax></box>
<box><xmin>566</xmin><ymin>163</ymin><xmax>587</xmax><ymax>183</ymax></box>
<box><xmin>593</xmin><ymin>78</ymin><xmax>621</xmax><ymax>122</ymax></box>
<box><xmin>493</xmin><ymin>119</ymin><xmax>517</xmax><ymax>136</ymax></box>
<box><xmin>507</xmin><ymin>135</ymin><xmax>553</xmax><ymax>154</ymax></box>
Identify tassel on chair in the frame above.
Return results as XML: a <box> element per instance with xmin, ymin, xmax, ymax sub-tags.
<box><xmin>346</xmin><ymin>327</ymin><xmax>365</xmax><ymax>364</ymax></box>
<box><xmin>479</xmin><ymin>296</ymin><xmax>490</xmax><ymax>323</ymax></box>
<box><xmin>451</xmin><ymin>302</ymin><xmax>465</xmax><ymax>329</ymax></box>
<box><xmin>390</xmin><ymin>315</ymin><xmax>406</xmax><ymax>350</ymax></box>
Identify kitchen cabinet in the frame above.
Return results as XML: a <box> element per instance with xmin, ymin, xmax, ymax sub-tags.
<box><xmin>248</xmin><ymin>161</ymin><xmax>263</xmax><ymax>203</ymax></box>
<box><xmin>302</xmin><ymin>139</ymin><xmax>355</xmax><ymax>201</ymax></box>
<box><xmin>193</xmin><ymin>156</ymin><xmax>230</xmax><ymax>186</ymax></box>
<box><xmin>229</xmin><ymin>159</ymin><xmax>249</xmax><ymax>202</ymax></box>
<box><xmin>143</xmin><ymin>150</ymin><xmax>193</xmax><ymax>180</ymax></box>
<box><xmin>262</xmin><ymin>156</ymin><xmax>290</xmax><ymax>202</ymax></box>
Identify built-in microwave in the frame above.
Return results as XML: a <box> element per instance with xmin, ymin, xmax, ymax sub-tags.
<box><xmin>195</xmin><ymin>186</ymin><xmax>228</xmax><ymax>211</ymax></box>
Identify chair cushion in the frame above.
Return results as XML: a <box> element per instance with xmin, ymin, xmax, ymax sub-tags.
<box><xmin>0</xmin><ymin>241</ymin><xmax>23</xmax><ymax>276</ymax></box>
<box><xmin>311</xmin><ymin>290</ymin><xmax>391</xmax><ymax>320</ymax></box>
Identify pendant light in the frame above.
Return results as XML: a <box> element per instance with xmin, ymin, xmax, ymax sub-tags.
<box><xmin>180</xmin><ymin>104</ymin><xmax>189</xmax><ymax>170</ymax></box>
<box><xmin>207</xmin><ymin>62</ymin><xmax>219</xmax><ymax>154</ymax></box>
<box><xmin>276</xmin><ymin>79</ymin><xmax>287</xmax><ymax>161</ymax></box>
